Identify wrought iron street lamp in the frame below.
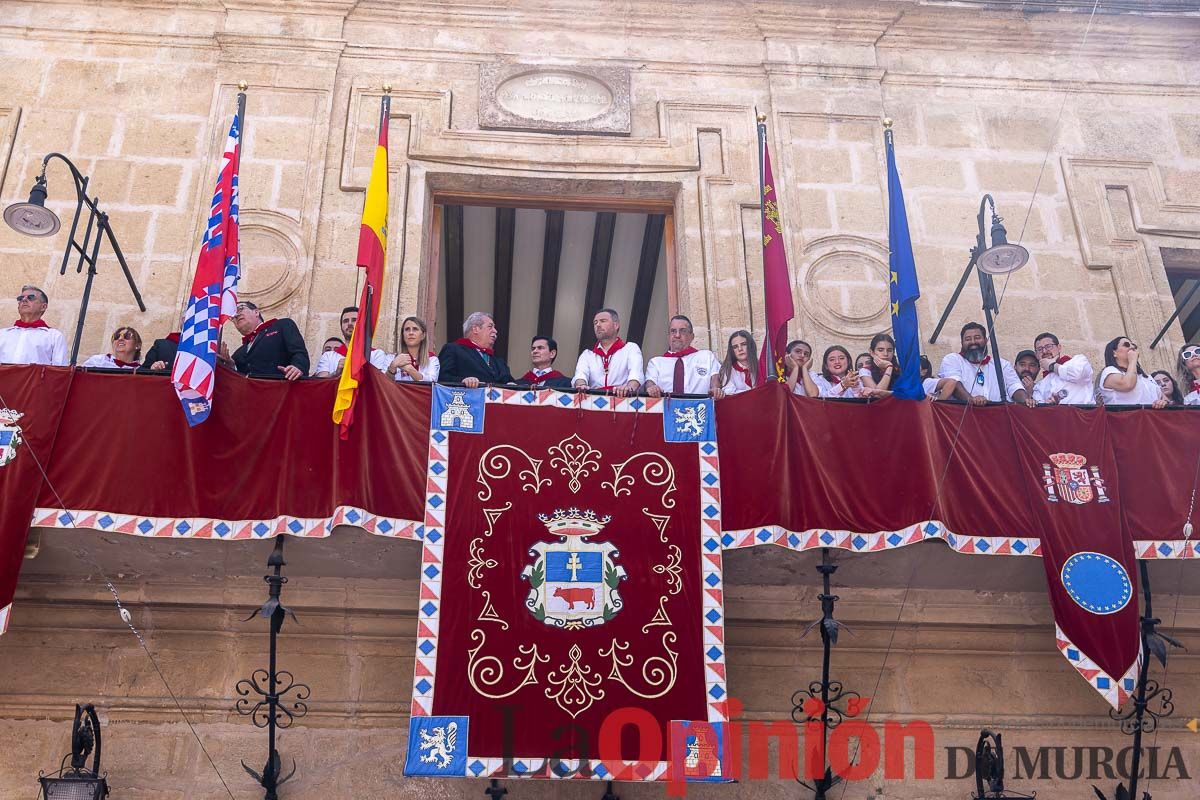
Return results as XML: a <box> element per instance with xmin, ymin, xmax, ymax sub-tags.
<box><xmin>930</xmin><ymin>195</ymin><xmax>1031</xmax><ymax>401</ymax></box>
<box><xmin>37</xmin><ymin>703</ymin><xmax>108</xmax><ymax>799</ymax></box>
<box><xmin>3</xmin><ymin>153</ymin><xmax>146</xmax><ymax>364</ymax></box>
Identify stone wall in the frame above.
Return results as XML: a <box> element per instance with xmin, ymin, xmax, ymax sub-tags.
<box><xmin>2</xmin><ymin>1</ymin><xmax>1200</xmax><ymax>798</ymax></box>
<box><xmin>1</xmin><ymin>1</ymin><xmax>1198</xmax><ymax>363</ymax></box>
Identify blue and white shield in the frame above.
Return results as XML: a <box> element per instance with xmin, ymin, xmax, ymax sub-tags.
<box><xmin>405</xmin><ymin>715</ymin><xmax>468</xmax><ymax>776</ymax></box>
<box><xmin>664</xmin><ymin>398</ymin><xmax>714</xmax><ymax>442</ymax></box>
<box><xmin>431</xmin><ymin>385</ymin><xmax>485</xmax><ymax>434</ymax></box>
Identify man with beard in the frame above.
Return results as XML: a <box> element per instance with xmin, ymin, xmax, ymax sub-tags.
<box><xmin>938</xmin><ymin>321</ymin><xmax>1027</xmax><ymax>405</ymax></box>
<box><xmin>572</xmin><ymin>308</ymin><xmax>643</xmax><ymax>396</ymax></box>
<box><xmin>313</xmin><ymin>306</ymin><xmax>392</xmax><ymax>378</ymax></box>
<box><xmin>1014</xmin><ymin>349</ymin><xmax>1040</xmax><ymax>407</ymax></box>
<box><xmin>1031</xmin><ymin>331</ymin><xmax>1095</xmax><ymax>405</ymax></box>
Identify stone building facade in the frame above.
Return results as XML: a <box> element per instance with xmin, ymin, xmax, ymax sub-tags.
<box><xmin>0</xmin><ymin>1</ymin><xmax>1198</xmax><ymax>798</ymax></box>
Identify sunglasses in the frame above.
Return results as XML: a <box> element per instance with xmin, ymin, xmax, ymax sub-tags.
<box><xmin>112</xmin><ymin>331</ymin><xmax>136</xmax><ymax>341</ymax></box>
<box><xmin>1182</xmin><ymin>347</ymin><xmax>1200</xmax><ymax>360</ymax></box>
<box><xmin>15</xmin><ymin>294</ymin><xmax>40</xmax><ymax>302</ymax></box>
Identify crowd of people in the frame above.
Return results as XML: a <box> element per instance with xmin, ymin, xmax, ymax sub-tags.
<box><xmin>2</xmin><ymin>283</ymin><xmax>1198</xmax><ymax>407</ymax></box>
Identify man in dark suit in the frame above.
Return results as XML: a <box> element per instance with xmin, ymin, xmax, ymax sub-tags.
<box><xmin>517</xmin><ymin>335</ymin><xmax>572</xmax><ymax>389</ymax></box>
<box><xmin>219</xmin><ymin>301</ymin><xmax>309</xmax><ymax>379</ymax></box>
<box><xmin>141</xmin><ymin>332</ymin><xmax>179</xmax><ymax>370</ymax></box>
<box><xmin>437</xmin><ymin>311</ymin><xmax>514</xmax><ymax>387</ymax></box>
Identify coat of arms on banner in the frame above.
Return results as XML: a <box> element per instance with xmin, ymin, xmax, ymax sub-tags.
<box><xmin>664</xmin><ymin>398</ymin><xmax>714</xmax><ymax>442</ymax></box>
<box><xmin>432</xmin><ymin>385</ymin><xmax>485</xmax><ymax>433</ymax></box>
<box><xmin>0</xmin><ymin>408</ymin><xmax>24</xmax><ymax>468</ymax></box>
<box><xmin>1042</xmin><ymin>452</ymin><xmax>1109</xmax><ymax>505</ymax></box>
<box><xmin>522</xmin><ymin>508</ymin><xmax>626</xmax><ymax>629</ymax></box>
<box><xmin>405</xmin><ymin>716</ymin><xmax>468</xmax><ymax>776</ymax></box>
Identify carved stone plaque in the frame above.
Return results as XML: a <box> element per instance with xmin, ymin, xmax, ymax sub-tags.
<box><xmin>479</xmin><ymin>64</ymin><xmax>631</xmax><ymax>135</ymax></box>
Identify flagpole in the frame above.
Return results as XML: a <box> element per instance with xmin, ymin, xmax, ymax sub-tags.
<box><xmin>235</xmin><ymin>82</ymin><xmax>247</xmax><ymax>171</ymax></box>
<box><xmin>755</xmin><ymin>112</ymin><xmax>773</xmax><ymax>379</ymax></box>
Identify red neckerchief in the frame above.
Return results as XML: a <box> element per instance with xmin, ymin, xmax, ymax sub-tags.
<box><xmin>733</xmin><ymin>362</ymin><xmax>752</xmax><ymax>385</ymax></box>
<box><xmin>1043</xmin><ymin>354</ymin><xmax>1071</xmax><ymax>377</ymax></box>
<box><xmin>242</xmin><ymin>318</ymin><xmax>276</xmax><ymax>346</ymax></box>
<box><xmin>1192</xmin><ymin>380</ymin><xmax>1200</xmax><ymax>394</ymax></box>
<box><xmin>455</xmin><ymin>337</ymin><xmax>494</xmax><ymax>357</ymax></box>
<box><xmin>829</xmin><ymin>374</ymin><xmax>842</xmax><ymax>386</ymax></box>
<box><xmin>12</xmin><ymin>319</ymin><xmax>48</xmax><ymax>329</ymax></box>
<box><xmin>166</xmin><ymin>331</ymin><xmax>181</xmax><ymax>343</ymax></box>
<box><xmin>662</xmin><ymin>347</ymin><xmax>698</xmax><ymax>358</ymax></box>
<box><xmin>593</xmin><ymin>337</ymin><xmax>625</xmax><ymax>374</ymax></box>
<box><xmin>112</xmin><ymin>356</ymin><xmax>140</xmax><ymax>368</ymax></box>
<box><xmin>521</xmin><ymin>369</ymin><xmax>564</xmax><ymax>384</ymax></box>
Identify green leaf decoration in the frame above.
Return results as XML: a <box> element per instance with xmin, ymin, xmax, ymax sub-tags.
<box><xmin>530</xmin><ymin>560</ymin><xmax>544</xmax><ymax>589</ymax></box>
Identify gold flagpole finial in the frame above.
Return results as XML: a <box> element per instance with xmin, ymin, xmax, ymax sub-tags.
<box><xmin>882</xmin><ymin>117</ymin><xmax>894</xmax><ymax>129</ymax></box>
<box><xmin>238</xmin><ymin>81</ymin><xmax>248</xmax><ymax>92</ymax></box>
<box><xmin>382</xmin><ymin>83</ymin><xmax>393</xmax><ymax>94</ymax></box>
<box><xmin>756</xmin><ymin>113</ymin><xmax>767</xmax><ymax>123</ymax></box>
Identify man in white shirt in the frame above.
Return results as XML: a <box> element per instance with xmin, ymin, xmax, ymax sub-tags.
<box><xmin>0</xmin><ymin>285</ymin><xmax>68</xmax><ymax>366</ymax></box>
<box><xmin>1031</xmin><ymin>331</ymin><xmax>1095</xmax><ymax>405</ymax></box>
<box><xmin>644</xmin><ymin>315</ymin><xmax>721</xmax><ymax>397</ymax></box>
<box><xmin>573</xmin><ymin>308</ymin><xmax>643</xmax><ymax>396</ymax></box>
<box><xmin>313</xmin><ymin>305</ymin><xmax>391</xmax><ymax>377</ymax></box>
<box><xmin>938</xmin><ymin>321</ymin><xmax>1027</xmax><ymax>405</ymax></box>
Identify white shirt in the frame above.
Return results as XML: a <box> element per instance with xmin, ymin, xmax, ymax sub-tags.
<box><xmin>314</xmin><ymin>347</ymin><xmax>392</xmax><ymax>377</ymax></box>
<box><xmin>81</xmin><ymin>353</ymin><xmax>137</xmax><ymax>370</ymax></box>
<box><xmin>645</xmin><ymin>349</ymin><xmax>721</xmax><ymax>395</ymax></box>
<box><xmin>1097</xmin><ymin>366</ymin><xmax>1163</xmax><ymax>405</ymax></box>
<box><xmin>394</xmin><ymin>354</ymin><xmax>440</xmax><ymax>383</ymax></box>
<box><xmin>721</xmin><ymin>365</ymin><xmax>755</xmax><ymax>396</ymax></box>
<box><xmin>811</xmin><ymin>372</ymin><xmax>863</xmax><ymax>398</ymax></box>
<box><xmin>0</xmin><ymin>324</ymin><xmax>68</xmax><ymax>366</ymax></box>
<box><xmin>1031</xmin><ymin>354</ymin><xmax>1094</xmax><ymax>405</ymax></box>
<box><xmin>938</xmin><ymin>352</ymin><xmax>1021</xmax><ymax>402</ymax></box>
<box><xmin>573</xmin><ymin>340</ymin><xmax>644</xmax><ymax>389</ymax></box>
<box><xmin>922</xmin><ymin>377</ymin><xmax>941</xmax><ymax>397</ymax></box>
<box><xmin>1185</xmin><ymin>389</ymin><xmax>1200</xmax><ymax>406</ymax></box>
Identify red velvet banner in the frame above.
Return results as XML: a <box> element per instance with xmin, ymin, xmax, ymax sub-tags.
<box><xmin>410</xmin><ymin>401</ymin><xmax>717</xmax><ymax>779</ymax></box>
<box><xmin>2</xmin><ymin>368</ymin><xmax>1198</xmax><ymax>718</ymax></box>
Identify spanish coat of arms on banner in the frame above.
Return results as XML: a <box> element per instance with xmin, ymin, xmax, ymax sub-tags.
<box><xmin>406</xmin><ymin>390</ymin><xmax>727</xmax><ymax>782</ymax></box>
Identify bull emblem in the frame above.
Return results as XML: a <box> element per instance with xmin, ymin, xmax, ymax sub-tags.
<box><xmin>522</xmin><ymin>508</ymin><xmax>626</xmax><ymax>630</ymax></box>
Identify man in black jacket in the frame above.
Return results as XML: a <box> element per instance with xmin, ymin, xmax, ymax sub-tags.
<box><xmin>219</xmin><ymin>301</ymin><xmax>309</xmax><ymax>379</ymax></box>
<box><xmin>437</xmin><ymin>311</ymin><xmax>514</xmax><ymax>387</ymax></box>
<box><xmin>141</xmin><ymin>332</ymin><xmax>179</xmax><ymax>370</ymax></box>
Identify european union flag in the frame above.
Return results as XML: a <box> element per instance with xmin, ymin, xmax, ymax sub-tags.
<box><xmin>885</xmin><ymin>126</ymin><xmax>925</xmax><ymax>400</ymax></box>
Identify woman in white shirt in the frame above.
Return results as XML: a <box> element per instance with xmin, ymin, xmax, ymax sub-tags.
<box><xmin>1097</xmin><ymin>336</ymin><xmax>1166</xmax><ymax>407</ymax></box>
<box><xmin>859</xmin><ymin>333</ymin><xmax>900</xmax><ymax>396</ymax></box>
<box><xmin>387</xmin><ymin>316</ymin><xmax>440</xmax><ymax>382</ymax></box>
<box><xmin>799</xmin><ymin>345</ymin><xmax>863</xmax><ymax>398</ymax></box>
<box><xmin>81</xmin><ymin>326</ymin><xmax>142</xmax><ymax>370</ymax></box>
<box><xmin>1179</xmin><ymin>343</ymin><xmax>1200</xmax><ymax>406</ymax></box>
<box><xmin>715</xmin><ymin>330</ymin><xmax>758</xmax><ymax>398</ymax></box>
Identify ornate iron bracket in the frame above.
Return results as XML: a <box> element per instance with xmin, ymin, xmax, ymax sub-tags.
<box><xmin>1095</xmin><ymin>561</ymin><xmax>1183</xmax><ymax>800</ymax></box>
<box><xmin>791</xmin><ymin>547</ymin><xmax>859</xmax><ymax>800</ymax></box>
<box><xmin>972</xmin><ymin>729</ymin><xmax>1035</xmax><ymax>799</ymax></box>
<box><xmin>235</xmin><ymin>537</ymin><xmax>310</xmax><ymax>800</ymax></box>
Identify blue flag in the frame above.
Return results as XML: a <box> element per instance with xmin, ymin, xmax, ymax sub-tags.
<box><xmin>884</xmin><ymin>128</ymin><xmax>925</xmax><ymax>400</ymax></box>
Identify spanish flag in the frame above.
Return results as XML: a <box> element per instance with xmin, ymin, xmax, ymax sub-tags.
<box><xmin>333</xmin><ymin>92</ymin><xmax>390</xmax><ymax>436</ymax></box>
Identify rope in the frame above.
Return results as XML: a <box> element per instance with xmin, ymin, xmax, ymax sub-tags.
<box><xmin>0</xmin><ymin>387</ymin><xmax>238</xmax><ymax>800</ymax></box>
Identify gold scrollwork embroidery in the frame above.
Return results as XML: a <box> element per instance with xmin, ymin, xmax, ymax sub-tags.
<box><xmin>482</xmin><ymin>502</ymin><xmax>512</xmax><ymax>536</ymax></box>
<box><xmin>603</xmin><ymin>453</ymin><xmax>677</xmax><ymax>509</ymax></box>
<box><xmin>467</xmin><ymin>628</ymin><xmax>547</xmax><ymax>700</ymax></box>
<box><xmin>548</xmin><ymin>434</ymin><xmax>601</xmax><ymax>494</ymax></box>
<box><xmin>545</xmin><ymin>643</ymin><xmax>605</xmax><ymax>718</ymax></box>
<box><xmin>477</xmin><ymin>590</ymin><xmax>509</xmax><ymax>630</ymax></box>
<box><xmin>653</xmin><ymin>545</ymin><xmax>683</xmax><ymax>596</ymax></box>
<box><xmin>477</xmin><ymin>446</ymin><xmax>550</xmax><ymax>501</ymax></box>
<box><xmin>601</xmin><ymin>632</ymin><xmax>679</xmax><ymax>700</ymax></box>
<box><xmin>467</xmin><ymin>537</ymin><xmax>499</xmax><ymax>589</ymax></box>
<box><xmin>641</xmin><ymin>596</ymin><xmax>672</xmax><ymax>634</ymax></box>
<box><xmin>642</xmin><ymin>508</ymin><xmax>670</xmax><ymax>544</ymax></box>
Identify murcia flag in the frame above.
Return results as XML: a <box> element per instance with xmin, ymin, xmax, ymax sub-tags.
<box><xmin>333</xmin><ymin>92</ymin><xmax>390</xmax><ymax>437</ymax></box>
<box><xmin>172</xmin><ymin>107</ymin><xmax>243</xmax><ymax>426</ymax></box>
<box><xmin>755</xmin><ymin>119</ymin><xmax>795</xmax><ymax>383</ymax></box>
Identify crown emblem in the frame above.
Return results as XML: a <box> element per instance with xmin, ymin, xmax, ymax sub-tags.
<box><xmin>538</xmin><ymin>508</ymin><xmax>612</xmax><ymax>538</ymax></box>
<box><xmin>0</xmin><ymin>408</ymin><xmax>23</xmax><ymax>426</ymax></box>
<box><xmin>1048</xmin><ymin>452</ymin><xmax>1086</xmax><ymax>470</ymax></box>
